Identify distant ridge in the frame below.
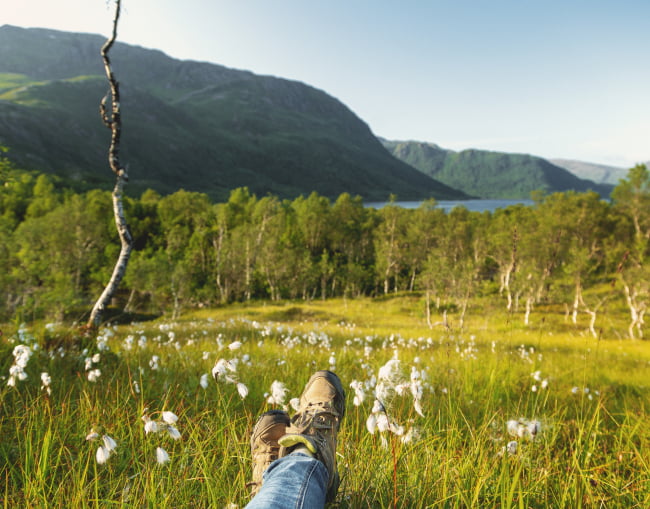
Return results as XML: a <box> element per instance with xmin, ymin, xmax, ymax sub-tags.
<box><xmin>381</xmin><ymin>139</ymin><xmax>614</xmax><ymax>199</ymax></box>
<box><xmin>550</xmin><ymin>159</ymin><xmax>629</xmax><ymax>186</ymax></box>
<box><xmin>0</xmin><ymin>25</ymin><xmax>467</xmax><ymax>201</ymax></box>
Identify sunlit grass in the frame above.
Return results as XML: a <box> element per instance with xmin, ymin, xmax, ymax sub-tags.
<box><xmin>1</xmin><ymin>296</ymin><xmax>649</xmax><ymax>507</ymax></box>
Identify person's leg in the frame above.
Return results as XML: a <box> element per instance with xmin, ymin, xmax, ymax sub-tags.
<box><xmin>246</xmin><ymin>371</ymin><xmax>346</xmax><ymax>508</ymax></box>
<box><xmin>245</xmin><ymin>452</ymin><xmax>328</xmax><ymax>509</ymax></box>
<box><xmin>248</xmin><ymin>410</ymin><xmax>290</xmax><ymax>497</ymax></box>
<box><xmin>279</xmin><ymin>370</ymin><xmax>346</xmax><ymax>503</ymax></box>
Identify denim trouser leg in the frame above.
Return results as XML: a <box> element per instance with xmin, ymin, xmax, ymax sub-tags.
<box><xmin>245</xmin><ymin>453</ymin><xmax>328</xmax><ymax>509</ymax></box>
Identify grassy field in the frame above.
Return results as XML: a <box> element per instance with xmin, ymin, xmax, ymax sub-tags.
<box><xmin>1</xmin><ymin>295</ymin><xmax>649</xmax><ymax>508</ymax></box>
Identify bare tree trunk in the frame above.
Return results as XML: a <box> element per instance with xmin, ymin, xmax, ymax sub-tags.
<box><xmin>124</xmin><ymin>287</ymin><xmax>136</xmax><ymax>312</ymax></box>
<box><xmin>88</xmin><ymin>0</ymin><xmax>133</xmax><ymax>328</ymax></box>
<box><xmin>586</xmin><ymin>309</ymin><xmax>597</xmax><ymax>338</ymax></box>
<box><xmin>572</xmin><ymin>280</ymin><xmax>582</xmax><ymax>325</ymax></box>
<box><xmin>623</xmin><ymin>283</ymin><xmax>646</xmax><ymax>339</ymax></box>
<box><xmin>245</xmin><ymin>238</ymin><xmax>252</xmax><ymax>301</ymax></box>
<box><xmin>459</xmin><ymin>298</ymin><xmax>468</xmax><ymax>330</ymax></box>
<box><xmin>524</xmin><ymin>296</ymin><xmax>533</xmax><ymax>326</ymax></box>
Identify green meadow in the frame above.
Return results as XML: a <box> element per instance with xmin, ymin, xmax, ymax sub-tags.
<box><xmin>1</xmin><ymin>296</ymin><xmax>649</xmax><ymax>508</ymax></box>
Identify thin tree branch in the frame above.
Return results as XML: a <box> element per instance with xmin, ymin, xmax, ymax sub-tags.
<box><xmin>99</xmin><ymin>0</ymin><xmax>126</xmax><ymax>179</ymax></box>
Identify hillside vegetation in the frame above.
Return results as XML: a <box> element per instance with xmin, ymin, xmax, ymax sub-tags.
<box><xmin>2</xmin><ymin>154</ymin><xmax>649</xmax><ymax>341</ymax></box>
<box><xmin>382</xmin><ymin>139</ymin><xmax>614</xmax><ymax>199</ymax></box>
<box><xmin>0</xmin><ymin>25</ymin><xmax>465</xmax><ymax>201</ymax></box>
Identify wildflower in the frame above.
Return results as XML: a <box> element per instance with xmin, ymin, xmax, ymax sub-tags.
<box><xmin>40</xmin><ymin>372</ymin><xmax>52</xmax><ymax>395</ymax></box>
<box><xmin>373</xmin><ymin>413</ymin><xmax>389</xmax><ymax>433</ymax></box>
<box><xmin>236</xmin><ymin>382</ymin><xmax>249</xmax><ymax>399</ymax></box>
<box><xmin>401</xmin><ymin>426</ymin><xmax>422</xmax><ymax>444</ymax></box>
<box><xmin>413</xmin><ymin>398</ymin><xmax>424</xmax><ymax>417</ymax></box>
<box><xmin>527</xmin><ymin>420</ymin><xmax>541</xmax><ymax>438</ymax></box>
<box><xmin>212</xmin><ymin>358</ymin><xmax>236</xmax><ymax>381</ymax></box>
<box><xmin>87</xmin><ymin>369</ymin><xmax>101</xmax><ymax>382</ymax></box>
<box><xmin>410</xmin><ymin>368</ymin><xmax>425</xmax><ymax>417</ymax></box>
<box><xmin>143</xmin><ymin>416</ymin><xmax>159</xmax><ymax>434</ymax></box>
<box><xmin>13</xmin><ymin>344</ymin><xmax>32</xmax><ymax>368</ymax></box>
<box><xmin>103</xmin><ymin>434</ymin><xmax>118</xmax><ymax>452</ymax></box>
<box><xmin>507</xmin><ymin>440</ymin><xmax>518</xmax><ymax>455</ymax></box>
<box><xmin>366</xmin><ymin>413</ymin><xmax>378</xmax><ymax>434</ymax></box>
<box><xmin>375</xmin><ymin>359</ymin><xmax>403</xmax><ymax>405</ymax></box>
<box><xmin>86</xmin><ymin>431</ymin><xmax>100</xmax><ymax>441</ymax></box>
<box><xmin>378</xmin><ymin>359</ymin><xmax>401</xmax><ymax>383</ymax></box>
<box><xmin>156</xmin><ymin>446</ymin><xmax>170</xmax><ymax>464</ymax></box>
<box><xmin>91</xmin><ymin>434</ymin><xmax>117</xmax><ymax>464</ymax></box>
<box><xmin>123</xmin><ymin>335</ymin><xmax>134</xmax><ymax>350</ymax></box>
<box><xmin>267</xmin><ymin>380</ymin><xmax>288</xmax><ymax>406</ymax></box>
<box><xmin>96</xmin><ymin>446</ymin><xmax>111</xmax><ymax>464</ymax></box>
<box><xmin>149</xmin><ymin>355</ymin><xmax>160</xmax><ymax>370</ymax></box>
<box><xmin>9</xmin><ymin>365</ymin><xmax>27</xmax><ymax>382</ymax></box>
<box><xmin>350</xmin><ymin>380</ymin><xmax>366</xmax><ymax>406</ymax></box>
<box><xmin>162</xmin><ymin>411</ymin><xmax>178</xmax><ymax>425</ymax></box>
<box><xmin>167</xmin><ymin>425</ymin><xmax>181</xmax><ymax>440</ymax></box>
<box><xmin>290</xmin><ymin>398</ymin><xmax>300</xmax><ymax>411</ymax></box>
<box><xmin>92</xmin><ymin>353</ymin><xmax>101</xmax><ymax>363</ymax></box>
<box><xmin>506</xmin><ymin>419</ymin><xmax>541</xmax><ymax>441</ymax></box>
<box><xmin>7</xmin><ymin>345</ymin><xmax>32</xmax><ymax>386</ymax></box>
<box><xmin>200</xmin><ymin>373</ymin><xmax>209</xmax><ymax>389</ymax></box>
<box><xmin>228</xmin><ymin>341</ymin><xmax>242</xmax><ymax>351</ymax></box>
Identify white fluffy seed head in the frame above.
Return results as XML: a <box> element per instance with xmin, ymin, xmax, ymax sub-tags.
<box><xmin>156</xmin><ymin>446</ymin><xmax>170</xmax><ymax>464</ymax></box>
<box><xmin>162</xmin><ymin>411</ymin><xmax>178</xmax><ymax>425</ymax></box>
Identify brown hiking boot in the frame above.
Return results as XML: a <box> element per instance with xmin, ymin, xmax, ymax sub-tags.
<box><xmin>249</xmin><ymin>409</ymin><xmax>291</xmax><ymax>497</ymax></box>
<box><xmin>278</xmin><ymin>370</ymin><xmax>346</xmax><ymax>502</ymax></box>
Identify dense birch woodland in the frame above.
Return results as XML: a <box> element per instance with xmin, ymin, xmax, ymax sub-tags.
<box><xmin>1</xmin><ymin>159</ymin><xmax>649</xmax><ymax>338</ymax></box>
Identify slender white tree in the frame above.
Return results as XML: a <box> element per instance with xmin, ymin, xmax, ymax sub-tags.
<box><xmin>88</xmin><ymin>0</ymin><xmax>133</xmax><ymax>327</ymax></box>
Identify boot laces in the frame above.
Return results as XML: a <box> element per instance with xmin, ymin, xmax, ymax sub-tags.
<box><xmin>294</xmin><ymin>402</ymin><xmax>340</xmax><ymax>432</ymax></box>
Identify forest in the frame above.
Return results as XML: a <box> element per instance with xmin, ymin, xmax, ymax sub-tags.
<box><xmin>1</xmin><ymin>155</ymin><xmax>649</xmax><ymax>338</ymax></box>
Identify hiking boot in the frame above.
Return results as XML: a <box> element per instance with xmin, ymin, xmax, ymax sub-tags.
<box><xmin>278</xmin><ymin>370</ymin><xmax>346</xmax><ymax>502</ymax></box>
<box><xmin>249</xmin><ymin>409</ymin><xmax>291</xmax><ymax>497</ymax></box>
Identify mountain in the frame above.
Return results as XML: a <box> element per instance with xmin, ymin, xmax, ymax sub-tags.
<box><xmin>550</xmin><ymin>159</ymin><xmax>629</xmax><ymax>186</ymax></box>
<box><xmin>381</xmin><ymin>139</ymin><xmax>614</xmax><ymax>199</ymax></box>
<box><xmin>0</xmin><ymin>25</ymin><xmax>467</xmax><ymax>201</ymax></box>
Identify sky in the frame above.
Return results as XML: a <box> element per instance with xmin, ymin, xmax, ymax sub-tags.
<box><xmin>5</xmin><ymin>0</ymin><xmax>649</xmax><ymax>168</ymax></box>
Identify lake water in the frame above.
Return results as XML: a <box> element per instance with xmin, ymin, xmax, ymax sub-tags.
<box><xmin>365</xmin><ymin>199</ymin><xmax>534</xmax><ymax>212</ymax></box>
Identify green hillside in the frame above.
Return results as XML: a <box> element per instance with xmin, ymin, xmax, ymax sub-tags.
<box><xmin>0</xmin><ymin>25</ymin><xmax>467</xmax><ymax>201</ymax></box>
<box><xmin>382</xmin><ymin>139</ymin><xmax>614</xmax><ymax>199</ymax></box>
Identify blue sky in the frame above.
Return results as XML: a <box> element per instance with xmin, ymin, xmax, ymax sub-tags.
<box><xmin>6</xmin><ymin>0</ymin><xmax>649</xmax><ymax>167</ymax></box>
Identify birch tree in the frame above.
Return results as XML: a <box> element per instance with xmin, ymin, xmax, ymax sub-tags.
<box><xmin>88</xmin><ymin>0</ymin><xmax>133</xmax><ymax>327</ymax></box>
<box><xmin>611</xmin><ymin>164</ymin><xmax>650</xmax><ymax>338</ymax></box>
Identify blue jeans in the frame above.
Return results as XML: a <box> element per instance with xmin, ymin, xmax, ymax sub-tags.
<box><xmin>245</xmin><ymin>453</ymin><xmax>328</xmax><ymax>509</ymax></box>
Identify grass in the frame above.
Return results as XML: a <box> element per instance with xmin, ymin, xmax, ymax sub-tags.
<box><xmin>1</xmin><ymin>295</ymin><xmax>649</xmax><ymax>507</ymax></box>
